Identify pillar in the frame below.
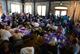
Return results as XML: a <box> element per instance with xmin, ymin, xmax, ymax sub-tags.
<box><xmin>33</xmin><ymin>0</ymin><xmax>36</xmax><ymax>16</ymax></box>
<box><xmin>1</xmin><ymin>0</ymin><xmax>8</xmax><ymax>14</ymax></box>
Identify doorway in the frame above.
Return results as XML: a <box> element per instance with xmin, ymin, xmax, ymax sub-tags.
<box><xmin>54</xmin><ymin>7</ymin><xmax>67</xmax><ymax>16</ymax></box>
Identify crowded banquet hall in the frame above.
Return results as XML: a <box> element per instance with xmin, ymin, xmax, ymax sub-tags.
<box><xmin>0</xmin><ymin>0</ymin><xmax>80</xmax><ymax>54</ymax></box>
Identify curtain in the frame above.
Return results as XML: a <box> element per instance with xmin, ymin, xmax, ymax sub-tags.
<box><xmin>74</xmin><ymin>2</ymin><xmax>80</xmax><ymax>21</ymax></box>
<box><xmin>67</xmin><ymin>1</ymin><xmax>76</xmax><ymax>19</ymax></box>
<box><xmin>67</xmin><ymin>1</ymin><xmax>80</xmax><ymax>21</ymax></box>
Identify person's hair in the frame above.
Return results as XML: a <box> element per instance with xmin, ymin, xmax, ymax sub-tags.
<box><xmin>0</xmin><ymin>40</ymin><xmax>12</xmax><ymax>50</ymax></box>
<box><xmin>14</xmin><ymin>30</ymin><xmax>19</xmax><ymax>33</ymax></box>
<box><xmin>23</xmin><ymin>37</ymin><xmax>34</xmax><ymax>47</ymax></box>
<box><xmin>5</xmin><ymin>25</ymin><xmax>10</xmax><ymax>30</ymax></box>
<box><xmin>0</xmin><ymin>23</ymin><xmax>4</xmax><ymax>29</ymax></box>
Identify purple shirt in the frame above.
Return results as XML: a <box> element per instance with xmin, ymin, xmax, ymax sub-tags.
<box><xmin>43</xmin><ymin>34</ymin><xmax>51</xmax><ymax>44</ymax></box>
<box><xmin>43</xmin><ymin>32</ymin><xmax>66</xmax><ymax>47</ymax></box>
<box><xmin>18</xmin><ymin>27</ymin><xmax>31</xmax><ymax>36</ymax></box>
<box><xmin>4</xmin><ymin>16</ymin><xmax>11</xmax><ymax>22</ymax></box>
<box><xmin>43</xmin><ymin>32</ymin><xmax>56</xmax><ymax>44</ymax></box>
<box><xmin>56</xmin><ymin>35</ymin><xmax>66</xmax><ymax>47</ymax></box>
<box><xmin>49</xmin><ymin>32</ymin><xmax>56</xmax><ymax>37</ymax></box>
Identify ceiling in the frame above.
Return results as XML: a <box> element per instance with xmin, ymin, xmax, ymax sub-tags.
<box><xmin>8</xmin><ymin>0</ymin><xmax>80</xmax><ymax>2</ymax></box>
<box><xmin>28</xmin><ymin>0</ymin><xmax>80</xmax><ymax>1</ymax></box>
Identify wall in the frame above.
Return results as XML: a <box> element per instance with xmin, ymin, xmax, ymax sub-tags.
<box><xmin>6</xmin><ymin>1</ymin><xmax>80</xmax><ymax>20</ymax></box>
<box><xmin>7</xmin><ymin>1</ymin><xmax>71</xmax><ymax>14</ymax></box>
<box><xmin>50</xmin><ymin>1</ymin><xmax>80</xmax><ymax>21</ymax></box>
<box><xmin>24</xmin><ymin>1</ymin><xmax>71</xmax><ymax>15</ymax></box>
<box><xmin>51</xmin><ymin>1</ymin><xmax>71</xmax><ymax>13</ymax></box>
<box><xmin>0</xmin><ymin>1</ymin><xmax>2</xmax><ymax>16</ymax></box>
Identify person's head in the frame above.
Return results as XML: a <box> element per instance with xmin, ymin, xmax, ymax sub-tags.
<box><xmin>5</xmin><ymin>25</ymin><xmax>11</xmax><ymax>30</ymax></box>
<box><xmin>12</xmin><ymin>13</ymin><xmax>14</xmax><ymax>15</ymax></box>
<box><xmin>51</xmin><ymin>29</ymin><xmax>56</xmax><ymax>33</ymax></box>
<box><xmin>1</xmin><ymin>40</ymin><xmax>11</xmax><ymax>50</ymax></box>
<box><xmin>57</xmin><ymin>25</ymin><xmax>62</xmax><ymax>32</ymax></box>
<box><xmin>21</xmin><ymin>13</ymin><xmax>24</xmax><ymax>16</ymax></box>
<box><xmin>56</xmin><ymin>30</ymin><xmax>62</xmax><ymax>36</ymax></box>
<box><xmin>24</xmin><ymin>38</ymin><xmax>34</xmax><ymax>47</ymax></box>
<box><xmin>2</xmin><ymin>13</ymin><xmax>5</xmax><ymax>16</ymax></box>
<box><xmin>3</xmin><ymin>41</ymin><xmax>9</xmax><ymax>48</ymax></box>
<box><xmin>0</xmin><ymin>23</ymin><xmax>4</xmax><ymax>29</ymax></box>
<box><xmin>14</xmin><ymin>29</ymin><xmax>19</xmax><ymax>33</ymax></box>
<box><xmin>10</xmin><ymin>29</ymin><xmax>14</xmax><ymax>35</ymax></box>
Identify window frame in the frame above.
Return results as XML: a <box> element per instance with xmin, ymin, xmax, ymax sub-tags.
<box><xmin>11</xmin><ymin>2</ymin><xmax>22</xmax><ymax>13</ymax></box>
<box><xmin>37</xmin><ymin>5</ymin><xmax>46</xmax><ymax>16</ymax></box>
<box><xmin>24</xmin><ymin>3</ymin><xmax>32</xmax><ymax>14</ymax></box>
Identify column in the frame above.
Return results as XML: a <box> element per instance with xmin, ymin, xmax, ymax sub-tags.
<box><xmin>1</xmin><ymin>0</ymin><xmax>8</xmax><ymax>14</ymax></box>
<box><xmin>22</xmin><ymin>3</ymin><xmax>24</xmax><ymax>13</ymax></box>
<box><xmin>48</xmin><ymin>0</ymin><xmax>51</xmax><ymax>17</ymax></box>
<box><xmin>33</xmin><ymin>0</ymin><xmax>36</xmax><ymax>16</ymax></box>
<box><xmin>21</xmin><ymin>0</ymin><xmax>25</xmax><ymax>13</ymax></box>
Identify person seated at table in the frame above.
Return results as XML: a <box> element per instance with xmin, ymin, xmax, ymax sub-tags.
<box><xmin>9</xmin><ymin>29</ymin><xmax>23</xmax><ymax>54</ymax></box>
<box><xmin>0</xmin><ymin>24</ymin><xmax>12</xmax><ymax>41</ymax></box>
<box><xmin>76</xmin><ymin>24</ymin><xmax>80</xmax><ymax>30</ymax></box>
<box><xmin>43</xmin><ymin>31</ymin><xmax>50</xmax><ymax>44</ymax></box>
<box><xmin>43</xmin><ymin>29</ymin><xmax>56</xmax><ymax>45</ymax></box>
<box><xmin>12</xmin><ymin>29</ymin><xmax>23</xmax><ymax>40</ymax></box>
<box><xmin>48</xmin><ymin>29</ymin><xmax>57</xmax><ymax>45</ymax></box>
<box><xmin>20</xmin><ymin>38</ymin><xmax>34</xmax><ymax>54</ymax></box>
<box><xmin>18</xmin><ymin>26</ymin><xmax>31</xmax><ymax>36</ymax></box>
<box><xmin>73</xmin><ymin>23</ymin><xmax>80</xmax><ymax>36</ymax></box>
<box><xmin>18</xmin><ymin>13</ymin><xmax>26</xmax><ymax>25</ymax></box>
<box><xmin>11</xmin><ymin>13</ymin><xmax>18</xmax><ymax>28</ymax></box>
<box><xmin>5</xmin><ymin>25</ymin><xmax>13</xmax><ymax>33</ymax></box>
<box><xmin>61</xmin><ymin>15</ymin><xmax>69</xmax><ymax>27</ymax></box>
<box><xmin>31</xmin><ymin>20</ymin><xmax>39</xmax><ymax>28</ymax></box>
<box><xmin>57</xmin><ymin>25</ymin><xmax>63</xmax><ymax>33</ymax></box>
<box><xmin>42</xmin><ymin>31</ymin><xmax>57</xmax><ymax>54</ymax></box>
<box><xmin>1</xmin><ymin>13</ymin><xmax>6</xmax><ymax>22</ymax></box>
<box><xmin>55</xmin><ymin>30</ymin><xmax>67</xmax><ymax>54</ymax></box>
<box><xmin>39</xmin><ymin>19</ymin><xmax>45</xmax><ymax>28</ymax></box>
<box><xmin>56</xmin><ymin>31</ymin><xmax>66</xmax><ymax>46</ymax></box>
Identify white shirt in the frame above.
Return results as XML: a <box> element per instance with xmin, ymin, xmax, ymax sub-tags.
<box><xmin>20</xmin><ymin>47</ymin><xmax>34</xmax><ymax>54</ymax></box>
<box><xmin>32</xmin><ymin>22</ymin><xmax>39</xmax><ymax>27</ymax></box>
<box><xmin>0</xmin><ymin>29</ymin><xmax>12</xmax><ymax>41</ymax></box>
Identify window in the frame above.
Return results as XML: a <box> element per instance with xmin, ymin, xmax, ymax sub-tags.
<box><xmin>55</xmin><ymin>10</ymin><xmax>67</xmax><ymax>16</ymax></box>
<box><xmin>11</xmin><ymin>3</ymin><xmax>21</xmax><ymax>13</ymax></box>
<box><xmin>42</xmin><ymin>6</ymin><xmax>46</xmax><ymax>16</ymax></box>
<box><xmin>55</xmin><ymin>10</ymin><xmax>60</xmax><ymax>16</ymax></box>
<box><xmin>55</xmin><ymin>7</ymin><xmax>67</xmax><ymax>16</ymax></box>
<box><xmin>37</xmin><ymin>6</ymin><xmax>41</xmax><ymax>15</ymax></box>
<box><xmin>25</xmin><ymin>5</ymin><xmax>32</xmax><ymax>14</ymax></box>
<box><xmin>61</xmin><ymin>11</ymin><xmax>67</xmax><ymax>16</ymax></box>
<box><xmin>37</xmin><ymin>5</ymin><xmax>46</xmax><ymax>16</ymax></box>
